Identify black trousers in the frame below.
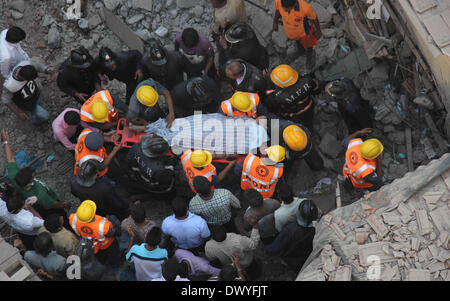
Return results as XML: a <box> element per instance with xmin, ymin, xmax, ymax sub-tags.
<box><xmin>95</xmin><ymin>239</ymin><xmax>123</xmax><ymax>268</ymax></box>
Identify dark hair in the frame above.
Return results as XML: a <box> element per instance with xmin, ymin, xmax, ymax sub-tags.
<box><xmin>299</xmin><ymin>199</ymin><xmax>319</xmax><ymax>226</ymax></box>
<box><xmin>278</xmin><ymin>181</ymin><xmax>293</xmax><ymax>204</ymax></box>
<box><xmin>18</xmin><ymin>65</ymin><xmax>37</xmax><ymax>81</ymax></box>
<box><xmin>211</xmin><ymin>225</ymin><xmax>227</xmax><ymax>242</ymax></box>
<box><xmin>219</xmin><ymin>265</ymin><xmax>237</xmax><ymax>281</ymax></box>
<box><xmin>162</xmin><ymin>258</ymin><xmax>182</xmax><ymax>281</ymax></box>
<box><xmin>44</xmin><ymin>214</ymin><xmax>62</xmax><ymax>233</ymax></box>
<box><xmin>193</xmin><ymin>176</ymin><xmax>212</xmax><ymax>196</ymax></box>
<box><xmin>181</xmin><ymin>28</ymin><xmax>199</xmax><ymax>48</ymax></box>
<box><xmin>0</xmin><ymin>179</ymin><xmax>15</xmax><ymax>200</ymax></box>
<box><xmin>243</xmin><ymin>189</ymin><xmax>263</xmax><ymax>209</ymax></box>
<box><xmin>130</xmin><ymin>202</ymin><xmax>146</xmax><ymax>224</ymax></box>
<box><xmin>6</xmin><ymin>192</ymin><xmax>24</xmax><ymax>213</ymax></box>
<box><xmin>171</xmin><ymin>197</ymin><xmax>188</xmax><ymax>218</ymax></box>
<box><xmin>6</xmin><ymin>26</ymin><xmax>26</xmax><ymax>43</ymax></box>
<box><xmin>34</xmin><ymin>232</ymin><xmax>54</xmax><ymax>257</ymax></box>
<box><xmin>14</xmin><ymin>167</ymin><xmax>33</xmax><ymax>188</ymax></box>
<box><xmin>281</xmin><ymin>0</ymin><xmax>297</xmax><ymax>8</ymax></box>
<box><xmin>64</xmin><ymin>110</ymin><xmax>81</xmax><ymax>126</ymax></box>
<box><xmin>145</xmin><ymin>227</ymin><xmax>162</xmax><ymax>247</ymax></box>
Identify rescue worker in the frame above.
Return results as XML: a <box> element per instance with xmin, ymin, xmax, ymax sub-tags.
<box><xmin>2</xmin><ymin>61</ymin><xmax>51</xmax><ymax>124</ymax></box>
<box><xmin>180</xmin><ymin>149</ymin><xmax>236</xmax><ymax>194</ymax></box>
<box><xmin>95</xmin><ymin>47</ymin><xmax>144</xmax><ymax>104</ymax></box>
<box><xmin>126</xmin><ymin>78</ymin><xmax>175</xmax><ymax>127</ymax></box>
<box><xmin>170</xmin><ymin>76</ymin><xmax>219</xmax><ymax>117</ymax></box>
<box><xmin>218</xmin><ymin>91</ymin><xmax>269</xmax><ymax>121</ymax></box>
<box><xmin>265</xmin><ymin>64</ymin><xmax>324</xmax><ymax>131</ymax></box>
<box><xmin>74</xmin><ymin>129</ymin><xmax>122</xmax><ymax>177</ymax></box>
<box><xmin>221</xmin><ymin>58</ymin><xmax>267</xmax><ymax>97</ymax></box>
<box><xmin>218</xmin><ymin>22</ymin><xmax>269</xmax><ymax>72</ymax></box>
<box><xmin>342</xmin><ymin>128</ymin><xmax>384</xmax><ymax>192</ymax></box>
<box><xmin>278</xmin><ymin>120</ymin><xmax>324</xmax><ymax>171</ymax></box>
<box><xmin>126</xmin><ymin>136</ymin><xmax>177</xmax><ymax>193</ymax></box>
<box><xmin>273</xmin><ymin>0</ymin><xmax>322</xmax><ymax>70</ymax></box>
<box><xmin>235</xmin><ymin>145</ymin><xmax>285</xmax><ymax>199</ymax></box>
<box><xmin>325</xmin><ymin>78</ymin><xmax>374</xmax><ymax>134</ymax></box>
<box><xmin>80</xmin><ymin>89</ymin><xmax>127</xmax><ymax>130</ymax></box>
<box><xmin>57</xmin><ymin>47</ymin><xmax>102</xmax><ymax>104</ymax></box>
<box><xmin>69</xmin><ymin>200</ymin><xmax>122</xmax><ymax>268</ymax></box>
<box><xmin>141</xmin><ymin>39</ymin><xmax>184</xmax><ymax>90</ymax></box>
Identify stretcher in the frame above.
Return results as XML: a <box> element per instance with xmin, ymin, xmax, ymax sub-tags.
<box><xmin>114</xmin><ymin>118</ymin><xmax>245</xmax><ymax>164</ymax></box>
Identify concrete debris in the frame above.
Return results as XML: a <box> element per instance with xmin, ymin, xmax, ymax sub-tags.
<box><xmin>132</xmin><ymin>0</ymin><xmax>153</xmax><ymax>11</ymax></box>
<box><xmin>127</xmin><ymin>14</ymin><xmax>144</xmax><ymax>25</ymax></box>
<box><xmin>176</xmin><ymin>0</ymin><xmax>199</xmax><ymax>9</ymax></box>
<box><xmin>272</xmin><ymin>30</ymin><xmax>288</xmax><ymax>49</ymax></box>
<box><xmin>415</xmin><ymin>209</ymin><xmax>434</xmax><ymax>235</ymax></box>
<box><xmin>78</xmin><ymin>18</ymin><xmax>89</xmax><ymax>29</ymax></box>
<box><xmin>88</xmin><ymin>14</ymin><xmax>103</xmax><ymax>29</ymax></box>
<box><xmin>103</xmin><ymin>0</ymin><xmax>121</xmax><ymax>11</ymax></box>
<box><xmin>47</xmin><ymin>25</ymin><xmax>61</xmax><ymax>49</ymax></box>
<box><xmin>310</xmin><ymin>2</ymin><xmax>332</xmax><ymax>25</ymax></box>
<box><xmin>155</xmin><ymin>26</ymin><xmax>169</xmax><ymax>38</ymax></box>
<box><xmin>8</xmin><ymin>0</ymin><xmax>25</xmax><ymax>12</ymax></box>
<box><xmin>192</xmin><ymin>6</ymin><xmax>204</xmax><ymax>18</ymax></box>
<box><xmin>366</xmin><ymin>215</ymin><xmax>389</xmax><ymax>238</ymax></box>
<box><xmin>413</xmin><ymin>96</ymin><xmax>434</xmax><ymax>110</ymax></box>
<box><xmin>41</xmin><ymin>15</ymin><xmax>55</xmax><ymax>27</ymax></box>
<box><xmin>330</xmin><ymin>265</ymin><xmax>352</xmax><ymax>281</ymax></box>
<box><xmin>11</xmin><ymin>10</ymin><xmax>24</xmax><ymax>20</ymax></box>
<box><xmin>407</xmin><ymin>269</ymin><xmax>431</xmax><ymax>281</ymax></box>
<box><xmin>319</xmin><ymin>132</ymin><xmax>342</xmax><ymax>158</ymax></box>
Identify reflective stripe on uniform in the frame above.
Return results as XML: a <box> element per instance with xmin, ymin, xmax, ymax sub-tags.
<box><xmin>248</xmin><ymin>93</ymin><xmax>257</xmax><ymax>115</ymax></box>
<box><xmin>242</xmin><ymin>154</ymin><xmax>281</xmax><ymax>186</ymax></box>
<box><xmin>98</xmin><ymin>218</ymin><xmax>106</xmax><ymax>241</ymax></box>
<box><xmin>80</xmin><ymin>110</ymin><xmax>95</xmax><ymax>122</ymax></box>
<box><xmin>353</xmin><ymin>163</ymin><xmax>375</xmax><ymax>177</ymax></box>
<box><xmin>224</xmin><ymin>100</ymin><xmax>234</xmax><ymax>117</ymax></box>
<box><xmin>79</xmin><ymin>154</ymin><xmax>104</xmax><ymax>166</ymax></box>
<box><xmin>71</xmin><ymin>216</ymin><xmax>80</xmax><ymax>236</ymax></box>
<box><xmin>203</xmin><ymin>170</ymin><xmax>216</xmax><ymax>179</ymax></box>
<box><xmin>181</xmin><ymin>151</ymin><xmax>192</xmax><ymax>166</ymax></box>
<box><xmin>347</xmin><ymin>139</ymin><xmax>363</xmax><ymax>149</ymax></box>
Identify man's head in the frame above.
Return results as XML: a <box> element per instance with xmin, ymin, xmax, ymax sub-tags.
<box><xmin>161</xmin><ymin>258</ymin><xmax>183</xmax><ymax>281</ymax></box>
<box><xmin>147</xmin><ymin>40</ymin><xmax>167</xmax><ymax>66</ymax></box>
<box><xmin>243</xmin><ymin>189</ymin><xmax>263</xmax><ymax>209</ymax></box>
<box><xmin>219</xmin><ymin>265</ymin><xmax>237</xmax><ymax>281</ymax></box>
<box><xmin>85</xmin><ymin>132</ymin><xmax>104</xmax><ymax>151</ymax></box>
<box><xmin>17</xmin><ymin>65</ymin><xmax>37</xmax><ymax>81</ymax></box>
<box><xmin>140</xmin><ymin>136</ymin><xmax>169</xmax><ymax>158</ymax></box>
<box><xmin>211</xmin><ymin>225</ymin><xmax>227</xmax><ymax>242</ymax></box>
<box><xmin>99</xmin><ymin>47</ymin><xmax>117</xmax><ymax>71</ymax></box>
<box><xmin>211</xmin><ymin>0</ymin><xmax>227</xmax><ymax>9</ymax></box>
<box><xmin>70</xmin><ymin>47</ymin><xmax>93</xmax><ymax>69</ymax></box>
<box><xmin>193</xmin><ymin>176</ymin><xmax>212</xmax><ymax>197</ymax></box>
<box><xmin>181</xmin><ymin>28</ymin><xmax>199</xmax><ymax>49</ymax></box>
<box><xmin>145</xmin><ymin>226</ymin><xmax>162</xmax><ymax>247</ymax></box>
<box><xmin>34</xmin><ymin>232</ymin><xmax>54</xmax><ymax>257</ymax></box>
<box><xmin>14</xmin><ymin>167</ymin><xmax>34</xmax><ymax>190</ymax></box>
<box><xmin>6</xmin><ymin>192</ymin><xmax>24</xmax><ymax>214</ymax></box>
<box><xmin>325</xmin><ymin>80</ymin><xmax>347</xmax><ymax>100</ymax></box>
<box><xmin>0</xmin><ymin>179</ymin><xmax>15</xmax><ymax>200</ymax></box>
<box><xmin>225</xmin><ymin>61</ymin><xmax>245</xmax><ymax>80</ymax></box>
<box><xmin>277</xmin><ymin>181</ymin><xmax>293</xmax><ymax>204</ymax></box>
<box><xmin>130</xmin><ymin>202</ymin><xmax>146</xmax><ymax>224</ymax></box>
<box><xmin>44</xmin><ymin>214</ymin><xmax>64</xmax><ymax>233</ymax></box>
<box><xmin>186</xmin><ymin>77</ymin><xmax>215</xmax><ymax>108</ymax></box>
<box><xmin>297</xmin><ymin>199</ymin><xmax>319</xmax><ymax>227</ymax></box>
<box><xmin>171</xmin><ymin>197</ymin><xmax>188</xmax><ymax>218</ymax></box>
<box><xmin>225</xmin><ymin>22</ymin><xmax>253</xmax><ymax>44</ymax></box>
<box><xmin>281</xmin><ymin>0</ymin><xmax>297</xmax><ymax>10</ymax></box>
<box><xmin>5</xmin><ymin>26</ymin><xmax>26</xmax><ymax>44</ymax></box>
<box><xmin>64</xmin><ymin>110</ymin><xmax>81</xmax><ymax>126</ymax></box>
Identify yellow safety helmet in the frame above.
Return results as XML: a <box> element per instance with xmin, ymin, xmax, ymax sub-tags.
<box><xmin>360</xmin><ymin>139</ymin><xmax>384</xmax><ymax>160</ymax></box>
<box><xmin>91</xmin><ymin>100</ymin><xmax>109</xmax><ymax>123</ymax></box>
<box><xmin>283</xmin><ymin>125</ymin><xmax>308</xmax><ymax>151</ymax></box>
<box><xmin>76</xmin><ymin>200</ymin><xmax>97</xmax><ymax>223</ymax></box>
<box><xmin>267</xmin><ymin>145</ymin><xmax>286</xmax><ymax>163</ymax></box>
<box><xmin>136</xmin><ymin>85</ymin><xmax>159</xmax><ymax>107</ymax></box>
<box><xmin>270</xmin><ymin>65</ymin><xmax>299</xmax><ymax>88</ymax></box>
<box><xmin>231</xmin><ymin>92</ymin><xmax>253</xmax><ymax>112</ymax></box>
<box><xmin>190</xmin><ymin>150</ymin><xmax>213</xmax><ymax>168</ymax></box>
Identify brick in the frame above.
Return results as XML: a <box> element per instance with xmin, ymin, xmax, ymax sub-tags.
<box><xmin>381</xmin><ymin>264</ymin><xmax>397</xmax><ymax>281</ymax></box>
<box><xmin>415</xmin><ymin>209</ymin><xmax>434</xmax><ymax>235</ymax></box>
<box><xmin>429</xmin><ymin>206</ymin><xmax>450</xmax><ymax>233</ymax></box>
<box><xmin>359</xmin><ymin>242</ymin><xmax>396</xmax><ymax>266</ymax></box>
<box><xmin>428</xmin><ymin>244</ymin><xmax>439</xmax><ymax>257</ymax></box>
<box><xmin>329</xmin><ymin>223</ymin><xmax>346</xmax><ymax>240</ymax></box>
<box><xmin>427</xmin><ymin>261</ymin><xmax>446</xmax><ymax>273</ymax></box>
<box><xmin>437</xmin><ymin>231</ymin><xmax>449</xmax><ymax>248</ymax></box>
<box><xmin>322</xmin><ymin>214</ymin><xmax>333</xmax><ymax>225</ymax></box>
<box><xmin>355</xmin><ymin>230</ymin><xmax>369</xmax><ymax>245</ymax></box>
<box><xmin>407</xmin><ymin>269</ymin><xmax>431</xmax><ymax>281</ymax></box>
<box><xmin>436</xmin><ymin>249</ymin><xmax>450</xmax><ymax>262</ymax></box>
<box><xmin>397</xmin><ymin>203</ymin><xmax>413</xmax><ymax>216</ymax></box>
<box><xmin>366</xmin><ymin>215</ymin><xmax>389</xmax><ymax>238</ymax></box>
<box><xmin>382</xmin><ymin>212</ymin><xmax>402</xmax><ymax>226</ymax></box>
<box><xmin>422</xmin><ymin>191</ymin><xmax>443</xmax><ymax>204</ymax></box>
<box><xmin>331</xmin><ymin>265</ymin><xmax>352</xmax><ymax>281</ymax></box>
<box><xmin>411</xmin><ymin>237</ymin><xmax>420</xmax><ymax>251</ymax></box>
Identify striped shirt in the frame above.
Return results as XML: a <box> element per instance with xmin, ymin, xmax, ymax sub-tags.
<box><xmin>126</xmin><ymin>244</ymin><xmax>168</xmax><ymax>281</ymax></box>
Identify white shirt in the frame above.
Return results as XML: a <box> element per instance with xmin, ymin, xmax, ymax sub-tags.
<box><xmin>4</xmin><ymin>208</ymin><xmax>44</xmax><ymax>236</ymax></box>
<box><xmin>0</xmin><ymin>29</ymin><xmax>30</xmax><ymax>78</ymax></box>
<box><xmin>236</xmin><ymin>64</ymin><xmax>247</xmax><ymax>86</ymax></box>
<box><xmin>274</xmin><ymin>197</ymin><xmax>304</xmax><ymax>232</ymax></box>
<box><xmin>0</xmin><ymin>198</ymin><xmax>10</xmax><ymax>219</ymax></box>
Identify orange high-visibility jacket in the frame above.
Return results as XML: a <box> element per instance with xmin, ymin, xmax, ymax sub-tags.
<box><xmin>342</xmin><ymin>138</ymin><xmax>377</xmax><ymax>189</ymax></box>
<box><xmin>181</xmin><ymin>150</ymin><xmax>216</xmax><ymax>194</ymax></box>
<box><xmin>240</xmin><ymin>153</ymin><xmax>284</xmax><ymax>199</ymax></box>
<box><xmin>69</xmin><ymin>213</ymin><xmax>114</xmax><ymax>253</ymax></box>
<box><xmin>80</xmin><ymin>90</ymin><xmax>118</xmax><ymax>123</ymax></box>
<box><xmin>220</xmin><ymin>92</ymin><xmax>260</xmax><ymax>118</ymax></box>
<box><xmin>74</xmin><ymin>128</ymin><xmax>108</xmax><ymax>177</ymax></box>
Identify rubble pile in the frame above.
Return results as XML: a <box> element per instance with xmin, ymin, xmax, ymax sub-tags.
<box><xmin>298</xmin><ymin>154</ymin><xmax>450</xmax><ymax>281</ymax></box>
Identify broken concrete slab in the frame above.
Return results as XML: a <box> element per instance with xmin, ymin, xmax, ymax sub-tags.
<box><xmin>271</xmin><ymin>29</ymin><xmax>288</xmax><ymax>49</ymax></box>
<box><xmin>366</xmin><ymin>215</ymin><xmax>389</xmax><ymax>238</ymax></box>
<box><xmin>329</xmin><ymin>223</ymin><xmax>346</xmax><ymax>240</ymax></box>
<box><xmin>330</xmin><ymin>265</ymin><xmax>352</xmax><ymax>281</ymax></box>
<box><xmin>407</xmin><ymin>269</ymin><xmax>431</xmax><ymax>281</ymax></box>
<box><xmin>415</xmin><ymin>209</ymin><xmax>434</xmax><ymax>235</ymax></box>
<box><xmin>103</xmin><ymin>8</ymin><xmax>144</xmax><ymax>53</ymax></box>
<box><xmin>429</xmin><ymin>205</ymin><xmax>450</xmax><ymax>233</ymax></box>
<box><xmin>132</xmin><ymin>0</ymin><xmax>153</xmax><ymax>11</ymax></box>
<box><xmin>103</xmin><ymin>0</ymin><xmax>121</xmax><ymax>11</ymax></box>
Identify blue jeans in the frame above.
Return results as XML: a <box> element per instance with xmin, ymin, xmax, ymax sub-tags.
<box><xmin>29</xmin><ymin>98</ymin><xmax>50</xmax><ymax>124</ymax></box>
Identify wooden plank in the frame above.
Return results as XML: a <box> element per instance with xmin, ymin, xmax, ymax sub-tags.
<box><xmin>103</xmin><ymin>8</ymin><xmax>144</xmax><ymax>53</ymax></box>
<box><xmin>424</xmin><ymin>112</ymin><xmax>449</xmax><ymax>155</ymax></box>
<box><xmin>405</xmin><ymin>128</ymin><xmax>414</xmax><ymax>171</ymax></box>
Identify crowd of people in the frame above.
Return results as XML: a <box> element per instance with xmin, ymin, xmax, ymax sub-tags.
<box><xmin>0</xmin><ymin>0</ymin><xmax>385</xmax><ymax>281</ymax></box>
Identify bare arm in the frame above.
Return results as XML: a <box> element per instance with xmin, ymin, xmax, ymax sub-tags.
<box><xmin>6</xmin><ymin>102</ymin><xmax>29</xmax><ymax>121</ymax></box>
<box><xmin>217</xmin><ymin>160</ymin><xmax>237</xmax><ymax>182</ymax></box>
<box><xmin>103</xmin><ymin>144</ymin><xmax>122</xmax><ymax>167</ymax></box>
<box><xmin>163</xmin><ymin>89</ymin><xmax>175</xmax><ymax>127</ymax></box>
<box><xmin>273</xmin><ymin>10</ymin><xmax>281</xmax><ymax>31</ymax></box>
<box><xmin>1</xmin><ymin>130</ymin><xmax>15</xmax><ymax>163</ymax></box>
